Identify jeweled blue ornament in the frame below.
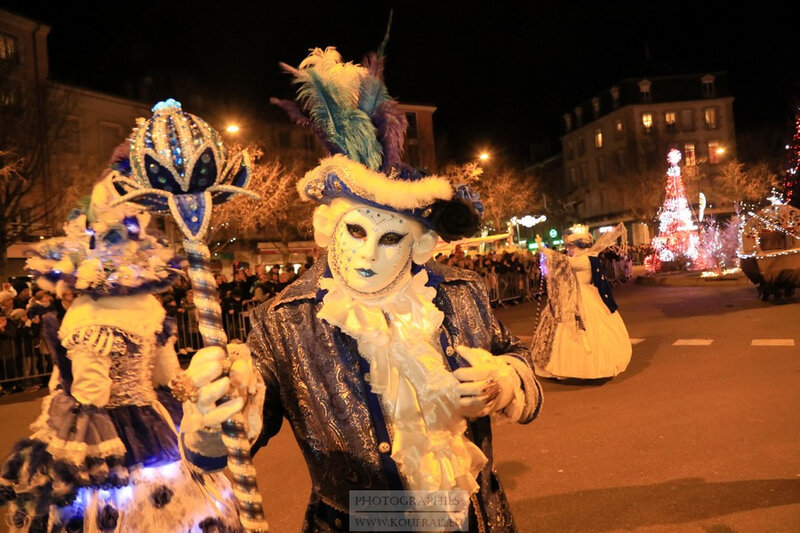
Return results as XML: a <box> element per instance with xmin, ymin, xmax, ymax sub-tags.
<box><xmin>111</xmin><ymin>99</ymin><xmax>258</xmax><ymax>240</ymax></box>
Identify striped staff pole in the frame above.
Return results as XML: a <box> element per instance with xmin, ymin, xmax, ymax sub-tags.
<box><xmin>184</xmin><ymin>239</ymin><xmax>269</xmax><ymax>533</ymax></box>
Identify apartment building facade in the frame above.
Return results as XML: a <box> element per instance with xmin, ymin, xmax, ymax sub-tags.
<box><xmin>561</xmin><ymin>73</ymin><xmax>736</xmax><ymax>244</ymax></box>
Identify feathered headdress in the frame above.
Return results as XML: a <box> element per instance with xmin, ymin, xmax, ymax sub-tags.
<box><xmin>25</xmin><ymin>175</ymin><xmax>184</xmax><ymax>298</ymax></box>
<box><xmin>272</xmin><ymin>46</ymin><xmax>481</xmax><ymax>241</ymax></box>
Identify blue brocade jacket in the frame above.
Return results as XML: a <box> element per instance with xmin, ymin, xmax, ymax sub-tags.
<box><xmin>246</xmin><ymin>258</ymin><xmax>542</xmax><ymax>532</ymax></box>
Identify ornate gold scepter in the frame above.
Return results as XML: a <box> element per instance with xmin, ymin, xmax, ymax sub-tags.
<box><xmin>111</xmin><ymin>99</ymin><xmax>268</xmax><ymax>532</ymax></box>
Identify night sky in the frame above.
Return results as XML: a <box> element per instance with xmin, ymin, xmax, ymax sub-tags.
<box><xmin>4</xmin><ymin>1</ymin><xmax>799</xmax><ymax>165</ymax></box>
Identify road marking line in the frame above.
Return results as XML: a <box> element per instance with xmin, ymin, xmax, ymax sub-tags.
<box><xmin>673</xmin><ymin>339</ymin><xmax>714</xmax><ymax>346</ymax></box>
<box><xmin>751</xmin><ymin>339</ymin><xmax>795</xmax><ymax>346</ymax></box>
<box><xmin>631</xmin><ymin>338</ymin><xmax>645</xmax><ymax>345</ymax></box>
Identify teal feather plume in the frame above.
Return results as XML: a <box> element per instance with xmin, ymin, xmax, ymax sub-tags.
<box><xmin>288</xmin><ymin>54</ymin><xmax>384</xmax><ymax>171</ymax></box>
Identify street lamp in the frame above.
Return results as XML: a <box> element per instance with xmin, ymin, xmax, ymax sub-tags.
<box><xmin>478</xmin><ymin>152</ymin><xmax>490</xmax><ymax>162</ymax></box>
<box><xmin>715</xmin><ymin>147</ymin><xmax>726</xmax><ymax>155</ymax></box>
<box><xmin>226</xmin><ymin>124</ymin><xmax>240</xmax><ymax>134</ymax></box>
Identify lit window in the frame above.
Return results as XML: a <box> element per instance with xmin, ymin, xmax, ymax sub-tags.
<box><xmin>665</xmin><ymin>112</ymin><xmax>677</xmax><ymax>131</ymax></box>
<box><xmin>684</xmin><ymin>143</ymin><xmax>696</xmax><ymax>166</ymax></box>
<box><xmin>708</xmin><ymin>141</ymin><xmax>722</xmax><ymax>164</ymax></box>
<box><xmin>594</xmin><ymin>128</ymin><xmax>603</xmax><ymax>149</ymax></box>
<box><xmin>614</xmin><ymin>119</ymin><xmax>624</xmax><ymax>139</ymax></box>
<box><xmin>704</xmin><ymin>108</ymin><xmax>717</xmax><ymax>129</ymax></box>
<box><xmin>0</xmin><ymin>33</ymin><xmax>19</xmax><ymax>64</ymax></box>
<box><xmin>642</xmin><ymin>113</ymin><xmax>653</xmax><ymax>132</ymax></box>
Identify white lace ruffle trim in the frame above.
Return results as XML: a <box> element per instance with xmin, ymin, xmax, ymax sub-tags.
<box><xmin>318</xmin><ymin>269</ymin><xmax>487</xmax><ymax>523</ymax></box>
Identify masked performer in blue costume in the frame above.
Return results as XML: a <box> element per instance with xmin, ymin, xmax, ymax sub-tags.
<box><xmin>532</xmin><ymin>224</ymin><xmax>632</xmax><ymax>380</ymax></box>
<box><xmin>0</xmin><ymin>169</ymin><xmax>244</xmax><ymax>530</ymax></box>
<box><xmin>176</xmin><ymin>47</ymin><xmax>543</xmax><ymax>532</ymax></box>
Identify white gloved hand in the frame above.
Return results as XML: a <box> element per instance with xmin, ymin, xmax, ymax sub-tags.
<box><xmin>179</xmin><ymin>344</ymin><xmax>256</xmax><ymax>434</ymax></box>
<box><xmin>452</xmin><ymin>345</ymin><xmax>520</xmax><ymax>419</ymax></box>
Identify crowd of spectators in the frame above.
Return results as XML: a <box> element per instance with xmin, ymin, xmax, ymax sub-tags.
<box><xmin>0</xmin><ymin>244</ymin><xmax>642</xmax><ymax>393</ymax></box>
<box><xmin>0</xmin><ymin>281</ymin><xmax>72</xmax><ymax>394</ymax></box>
<box><xmin>434</xmin><ymin>247</ymin><xmax>544</xmax><ymax>304</ymax></box>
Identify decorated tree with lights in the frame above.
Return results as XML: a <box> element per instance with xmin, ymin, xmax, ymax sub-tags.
<box><xmin>782</xmin><ymin>110</ymin><xmax>800</xmax><ymax>207</ymax></box>
<box><xmin>644</xmin><ymin>149</ymin><xmax>700</xmax><ymax>273</ymax></box>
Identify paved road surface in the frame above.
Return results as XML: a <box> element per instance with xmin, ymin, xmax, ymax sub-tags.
<box><xmin>1</xmin><ymin>282</ymin><xmax>798</xmax><ymax>532</ymax></box>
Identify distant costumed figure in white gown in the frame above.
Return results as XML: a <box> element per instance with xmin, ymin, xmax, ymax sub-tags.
<box><xmin>532</xmin><ymin>223</ymin><xmax>632</xmax><ymax>379</ymax></box>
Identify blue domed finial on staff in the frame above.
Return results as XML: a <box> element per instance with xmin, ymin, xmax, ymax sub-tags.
<box><xmin>109</xmin><ymin>98</ymin><xmax>258</xmax><ymax>241</ymax></box>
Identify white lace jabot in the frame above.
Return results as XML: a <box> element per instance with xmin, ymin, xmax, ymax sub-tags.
<box><xmin>318</xmin><ymin>268</ymin><xmax>487</xmax><ymax>523</ymax></box>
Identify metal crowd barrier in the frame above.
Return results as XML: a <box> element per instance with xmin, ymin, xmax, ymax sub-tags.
<box><xmin>0</xmin><ymin>333</ymin><xmax>53</xmax><ymax>389</ymax></box>
<box><xmin>174</xmin><ymin>300</ymin><xmax>261</xmax><ymax>357</ymax></box>
<box><xmin>484</xmin><ymin>271</ymin><xmax>544</xmax><ymax>306</ymax></box>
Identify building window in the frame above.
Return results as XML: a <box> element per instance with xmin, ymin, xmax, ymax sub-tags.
<box><xmin>564</xmin><ymin>113</ymin><xmax>573</xmax><ymax>132</ymax></box>
<box><xmin>0</xmin><ymin>79</ymin><xmax>22</xmax><ymax>107</ymax></box>
<box><xmin>665</xmin><ymin>112</ymin><xmax>677</xmax><ymax>132</ymax></box>
<box><xmin>406</xmin><ymin>144</ymin><xmax>421</xmax><ymax>167</ymax></box>
<box><xmin>614</xmin><ymin>119</ymin><xmax>624</xmax><ymax>140</ymax></box>
<box><xmin>615</xmin><ymin>149</ymin><xmax>627</xmax><ymax>175</ymax></box>
<box><xmin>704</xmin><ymin>107</ymin><xmax>718</xmax><ymax>129</ymax></box>
<box><xmin>708</xmin><ymin>141</ymin><xmax>723</xmax><ymax>164</ymax></box>
<box><xmin>580</xmin><ymin>163</ymin><xmax>588</xmax><ymax>186</ymax></box>
<box><xmin>568</xmin><ymin>167</ymin><xmax>577</xmax><ymax>187</ymax></box>
<box><xmin>592</xmin><ymin>97</ymin><xmax>600</xmax><ymax>118</ymax></box>
<box><xmin>405</xmin><ymin>112</ymin><xmax>418</xmax><ymax>139</ymax></box>
<box><xmin>0</xmin><ymin>33</ymin><xmax>19</xmax><ymax>64</ymax></box>
<box><xmin>684</xmin><ymin>143</ymin><xmax>696</xmax><ymax>166</ymax></box>
<box><xmin>638</xmin><ymin>79</ymin><xmax>652</xmax><ymax>103</ymax></box>
<box><xmin>62</xmin><ymin>117</ymin><xmax>81</xmax><ymax>154</ymax></box>
<box><xmin>566</xmin><ymin>140</ymin><xmax>575</xmax><ymax>161</ymax></box>
<box><xmin>641</xmin><ymin>113</ymin><xmax>654</xmax><ymax>133</ymax></box>
<box><xmin>597</xmin><ymin>156</ymin><xmax>607</xmax><ymax>182</ymax></box>
<box><xmin>680</xmin><ymin>109</ymin><xmax>695</xmax><ymax>132</ymax></box>
<box><xmin>99</xmin><ymin>123</ymin><xmax>124</xmax><ymax>159</ymax></box>
<box><xmin>701</xmin><ymin>74</ymin><xmax>716</xmax><ymax>98</ymax></box>
<box><xmin>575</xmin><ymin>107</ymin><xmax>583</xmax><ymax>127</ymax></box>
<box><xmin>594</xmin><ymin>128</ymin><xmax>603</xmax><ymax>149</ymax></box>
<box><xmin>610</xmin><ymin>86</ymin><xmax>620</xmax><ymax>109</ymax></box>
<box><xmin>577</xmin><ymin>137</ymin><xmax>586</xmax><ymax>156</ymax></box>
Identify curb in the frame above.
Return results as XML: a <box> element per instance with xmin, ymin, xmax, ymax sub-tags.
<box><xmin>634</xmin><ymin>274</ymin><xmax>751</xmax><ymax>287</ymax></box>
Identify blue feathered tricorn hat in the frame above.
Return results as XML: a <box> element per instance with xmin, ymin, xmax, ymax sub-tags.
<box><xmin>271</xmin><ymin>47</ymin><xmax>482</xmax><ymax>242</ymax></box>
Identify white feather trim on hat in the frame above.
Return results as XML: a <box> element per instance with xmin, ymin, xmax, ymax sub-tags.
<box><xmin>298</xmin><ymin>154</ymin><xmax>453</xmax><ymax>210</ymax></box>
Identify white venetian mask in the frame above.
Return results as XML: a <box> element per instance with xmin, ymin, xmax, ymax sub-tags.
<box><xmin>328</xmin><ymin>206</ymin><xmax>421</xmax><ymax>295</ymax></box>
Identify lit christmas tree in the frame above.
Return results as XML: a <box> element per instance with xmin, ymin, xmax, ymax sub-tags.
<box><xmin>645</xmin><ymin>149</ymin><xmax>700</xmax><ymax>273</ymax></box>
<box><xmin>782</xmin><ymin>110</ymin><xmax>800</xmax><ymax>207</ymax></box>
